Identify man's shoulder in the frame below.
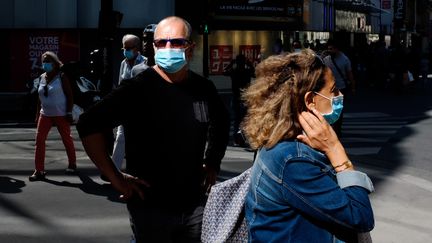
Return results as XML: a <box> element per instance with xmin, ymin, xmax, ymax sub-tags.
<box><xmin>131</xmin><ymin>62</ymin><xmax>150</xmax><ymax>77</ymax></box>
<box><xmin>188</xmin><ymin>71</ymin><xmax>217</xmax><ymax>89</ymax></box>
<box><xmin>188</xmin><ymin>70</ymin><xmax>208</xmax><ymax>80</ymax></box>
<box><xmin>122</xmin><ymin>68</ymin><xmax>157</xmax><ymax>86</ymax></box>
<box><xmin>338</xmin><ymin>52</ymin><xmax>351</xmax><ymax>61</ymax></box>
<box><xmin>134</xmin><ymin>67</ymin><xmax>156</xmax><ymax>79</ymax></box>
<box><xmin>187</xmin><ymin>71</ymin><xmax>216</xmax><ymax>94</ymax></box>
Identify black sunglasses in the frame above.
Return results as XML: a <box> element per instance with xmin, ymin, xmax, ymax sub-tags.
<box><xmin>153</xmin><ymin>38</ymin><xmax>191</xmax><ymax>49</ymax></box>
<box><xmin>43</xmin><ymin>85</ymin><xmax>48</xmax><ymax>97</ymax></box>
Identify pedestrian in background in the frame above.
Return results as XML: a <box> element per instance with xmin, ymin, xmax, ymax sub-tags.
<box><xmin>77</xmin><ymin>16</ymin><xmax>230</xmax><ymax>242</ymax></box>
<box><xmin>242</xmin><ymin>50</ymin><xmax>374</xmax><ymax>242</ymax></box>
<box><xmin>131</xmin><ymin>24</ymin><xmax>156</xmax><ymax>77</ymax></box>
<box><xmin>142</xmin><ymin>24</ymin><xmax>157</xmax><ymax>66</ymax></box>
<box><xmin>291</xmin><ymin>39</ymin><xmax>303</xmax><ymax>53</ymax></box>
<box><xmin>323</xmin><ymin>39</ymin><xmax>356</xmax><ymax>136</ymax></box>
<box><xmin>29</xmin><ymin>51</ymin><xmax>77</xmax><ymax>181</ymax></box>
<box><xmin>272</xmin><ymin>38</ymin><xmax>284</xmax><ymax>54</ymax></box>
<box><xmin>224</xmin><ymin>54</ymin><xmax>255</xmax><ymax>147</ymax></box>
<box><xmin>111</xmin><ymin>34</ymin><xmax>148</xmax><ymax>174</ymax></box>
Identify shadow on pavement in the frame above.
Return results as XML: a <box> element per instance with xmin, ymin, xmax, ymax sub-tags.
<box><xmin>42</xmin><ymin>172</ymin><xmax>123</xmax><ymax>203</ymax></box>
<box><xmin>0</xmin><ymin>193</ymin><xmax>55</xmax><ymax>228</ymax></box>
<box><xmin>340</xmin><ymin>84</ymin><xmax>432</xmax><ymax>188</ymax></box>
<box><xmin>0</xmin><ymin>176</ymin><xmax>25</xmax><ymax>193</ymax></box>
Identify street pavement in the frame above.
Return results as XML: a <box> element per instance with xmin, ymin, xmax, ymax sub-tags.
<box><xmin>1</xmin><ymin>84</ymin><xmax>432</xmax><ymax>242</ymax></box>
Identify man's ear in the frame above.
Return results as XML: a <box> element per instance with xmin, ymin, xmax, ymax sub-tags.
<box><xmin>304</xmin><ymin>91</ymin><xmax>315</xmax><ymax>111</ymax></box>
<box><xmin>186</xmin><ymin>42</ymin><xmax>195</xmax><ymax>59</ymax></box>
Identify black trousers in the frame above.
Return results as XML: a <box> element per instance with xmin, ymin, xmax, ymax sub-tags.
<box><xmin>127</xmin><ymin>200</ymin><xmax>205</xmax><ymax>243</ymax></box>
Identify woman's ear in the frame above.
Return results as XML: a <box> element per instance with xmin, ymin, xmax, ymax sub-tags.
<box><xmin>304</xmin><ymin>91</ymin><xmax>315</xmax><ymax>111</ymax></box>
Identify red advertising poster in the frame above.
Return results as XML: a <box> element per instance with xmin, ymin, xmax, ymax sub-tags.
<box><xmin>210</xmin><ymin>45</ymin><xmax>233</xmax><ymax>75</ymax></box>
<box><xmin>9</xmin><ymin>31</ymin><xmax>79</xmax><ymax>91</ymax></box>
<box><xmin>239</xmin><ymin>45</ymin><xmax>261</xmax><ymax>67</ymax></box>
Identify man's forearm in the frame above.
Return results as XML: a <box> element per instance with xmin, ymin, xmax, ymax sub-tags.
<box><xmin>81</xmin><ymin>133</ymin><xmax>122</xmax><ymax>181</ymax></box>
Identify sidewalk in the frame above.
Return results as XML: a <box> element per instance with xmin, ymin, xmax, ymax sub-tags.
<box><xmin>1</xmin><ymin>83</ymin><xmax>432</xmax><ymax>242</ymax></box>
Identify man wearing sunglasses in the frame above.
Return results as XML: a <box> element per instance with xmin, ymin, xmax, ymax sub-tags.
<box><xmin>77</xmin><ymin>16</ymin><xmax>230</xmax><ymax>242</ymax></box>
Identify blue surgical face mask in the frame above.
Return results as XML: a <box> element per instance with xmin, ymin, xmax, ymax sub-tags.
<box><xmin>155</xmin><ymin>48</ymin><xmax>187</xmax><ymax>73</ymax></box>
<box><xmin>314</xmin><ymin>92</ymin><xmax>344</xmax><ymax>125</ymax></box>
<box><xmin>42</xmin><ymin>62</ymin><xmax>54</xmax><ymax>73</ymax></box>
<box><xmin>123</xmin><ymin>50</ymin><xmax>136</xmax><ymax>60</ymax></box>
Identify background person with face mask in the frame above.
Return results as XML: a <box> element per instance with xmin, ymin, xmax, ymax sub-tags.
<box><xmin>76</xmin><ymin>16</ymin><xmax>230</xmax><ymax>242</ymax></box>
<box><xmin>131</xmin><ymin>24</ymin><xmax>156</xmax><ymax>77</ymax></box>
<box><xmin>242</xmin><ymin>50</ymin><xmax>374</xmax><ymax>242</ymax></box>
<box><xmin>29</xmin><ymin>51</ymin><xmax>77</xmax><ymax>181</ymax></box>
<box><xmin>109</xmin><ymin>34</ymin><xmax>148</xmax><ymax>176</ymax></box>
<box><xmin>323</xmin><ymin>39</ymin><xmax>356</xmax><ymax>137</ymax></box>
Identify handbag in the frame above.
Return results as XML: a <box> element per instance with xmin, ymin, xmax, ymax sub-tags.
<box><xmin>201</xmin><ymin>168</ymin><xmax>252</xmax><ymax>243</ymax></box>
<box><xmin>201</xmin><ymin>159</ymin><xmax>373</xmax><ymax>243</ymax></box>
<box><xmin>358</xmin><ymin>232</ymin><xmax>373</xmax><ymax>243</ymax></box>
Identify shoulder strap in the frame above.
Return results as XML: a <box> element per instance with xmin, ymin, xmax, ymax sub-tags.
<box><xmin>37</xmin><ymin>75</ymin><xmax>42</xmax><ymax>88</ymax></box>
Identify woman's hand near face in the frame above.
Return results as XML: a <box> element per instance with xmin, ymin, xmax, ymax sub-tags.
<box><xmin>297</xmin><ymin>108</ymin><xmax>350</xmax><ymax>168</ymax></box>
<box><xmin>296</xmin><ymin>108</ymin><xmax>339</xmax><ymax>151</ymax></box>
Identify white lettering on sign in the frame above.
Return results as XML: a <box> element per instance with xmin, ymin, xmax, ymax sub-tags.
<box><xmin>395</xmin><ymin>0</ymin><xmax>404</xmax><ymax>20</ymax></box>
<box><xmin>28</xmin><ymin>36</ymin><xmax>59</xmax><ymax>69</ymax></box>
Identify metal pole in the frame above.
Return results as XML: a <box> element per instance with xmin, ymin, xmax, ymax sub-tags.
<box><xmin>99</xmin><ymin>0</ymin><xmax>114</xmax><ymax>97</ymax></box>
<box><xmin>413</xmin><ymin>0</ymin><xmax>417</xmax><ymax>33</ymax></box>
<box><xmin>379</xmin><ymin>0</ymin><xmax>382</xmax><ymax>34</ymax></box>
<box><xmin>203</xmin><ymin>31</ymin><xmax>209</xmax><ymax>78</ymax></box>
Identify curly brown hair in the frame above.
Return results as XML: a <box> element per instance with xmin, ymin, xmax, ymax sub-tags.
<box><xmin>241</xmin><ymin>49</ymin><xmax>328</xmax><ymax>150</ymax></box>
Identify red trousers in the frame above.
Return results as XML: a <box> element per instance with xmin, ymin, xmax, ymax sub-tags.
<box><xmin>34</xmin><ymin>115</ymin><xmax>76</xmax><ymax>171</ymax></box>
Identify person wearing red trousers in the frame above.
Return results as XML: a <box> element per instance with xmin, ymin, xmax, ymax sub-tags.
<box><xmin>29</xmin><ymin>51</ymin><xmax>77</xmax><ymax>181</ymax></box>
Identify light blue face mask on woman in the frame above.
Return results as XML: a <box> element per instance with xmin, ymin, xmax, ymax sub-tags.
<box><xmin>155</xmin><ymin>48</ymin><xmax>187</xmax><ymax>73</ymax></box>
<box><xmin>42</xmin><ymin>62</ymin><xmax>54</xmax><ymax>73</ymax></box>
<box><xmin>314</xmin><ymin>92</ymin><xmax>344</xmax><ymax>125</ymax></box>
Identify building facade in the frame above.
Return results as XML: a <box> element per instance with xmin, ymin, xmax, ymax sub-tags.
<box><xmin>0</xmin><ymin>0</ymin><xmax>429</xmax><ymax>109</ymax></box>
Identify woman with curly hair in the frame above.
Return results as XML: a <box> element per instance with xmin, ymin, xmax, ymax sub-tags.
<box><xmin>242</xmin><ymin>50</ymin><xmax>374</xmax><ymax>242</ymax></box>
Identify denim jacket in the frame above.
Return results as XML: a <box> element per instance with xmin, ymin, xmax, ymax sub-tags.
<box><xmin>245</xmin><ymin>140</ymin><xmax>374</xmax><ymax>243</ymax></box>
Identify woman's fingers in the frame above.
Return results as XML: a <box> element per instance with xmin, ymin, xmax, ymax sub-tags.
<box><xmin>310</xmin><ymin>108</ymin><xmax>326</xmax><ymax>124</ymax></box>
<box><xmin>298</xmin><ymin>112</ymin><xmax>312</xmax><ymax>132</ymax></box>
<box><xmin>296</xmin><ymin>133</ymin><xmax>310</xmax><ymax>146</ymax></box>
<box><xmin>298</xmin><ymin>110</ymin><xmax>333</xmax><ymax>150</ymax></box>
<box><xmin>301</xmin><ymin>110</ymin><xmax>323</xmax><ymax>130</ymax></box>
<box><xmin>299</xmin><ymin>111</ymin><xmax>323</xmax><ymax>137</ymax></box>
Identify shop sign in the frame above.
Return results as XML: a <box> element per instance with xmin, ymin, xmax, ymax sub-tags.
<box><xmin>9</xmin><ymin>31</ymin><xmax>79</xmax><ymax>92</ymax></box>
<box><xmin>239</xmin><ymin>45</ymin><xmax>261</xmax><ymax>67</ymax></box>
<box><xmin>393</xmin><ymin>0</ymin><xmax>405</xmax><ymax>28</ymax></box>
<box><xmin>213</xmin><ymin>0</ymin><xmax>302</xmax><ymax>18</ymax></box>
<box><xmin>335</xmin><ymin>11</ymin><xmax>369</xmax><ymax>33</ymax></box>
<box><xmin>210</xmin><ymin>45</ymin><xmax>233</xmax><ymax>75</ymax></box>
<box><xmin>393</xmin><ymin>0</ymin><xmax>405</xmax><ymax>21</ymax></box>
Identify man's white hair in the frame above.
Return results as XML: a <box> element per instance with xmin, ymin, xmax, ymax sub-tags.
<box><xmin>122</xmin><ymin>34</ymin><xmax>141</xmax><ymax>47</ymax></box>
